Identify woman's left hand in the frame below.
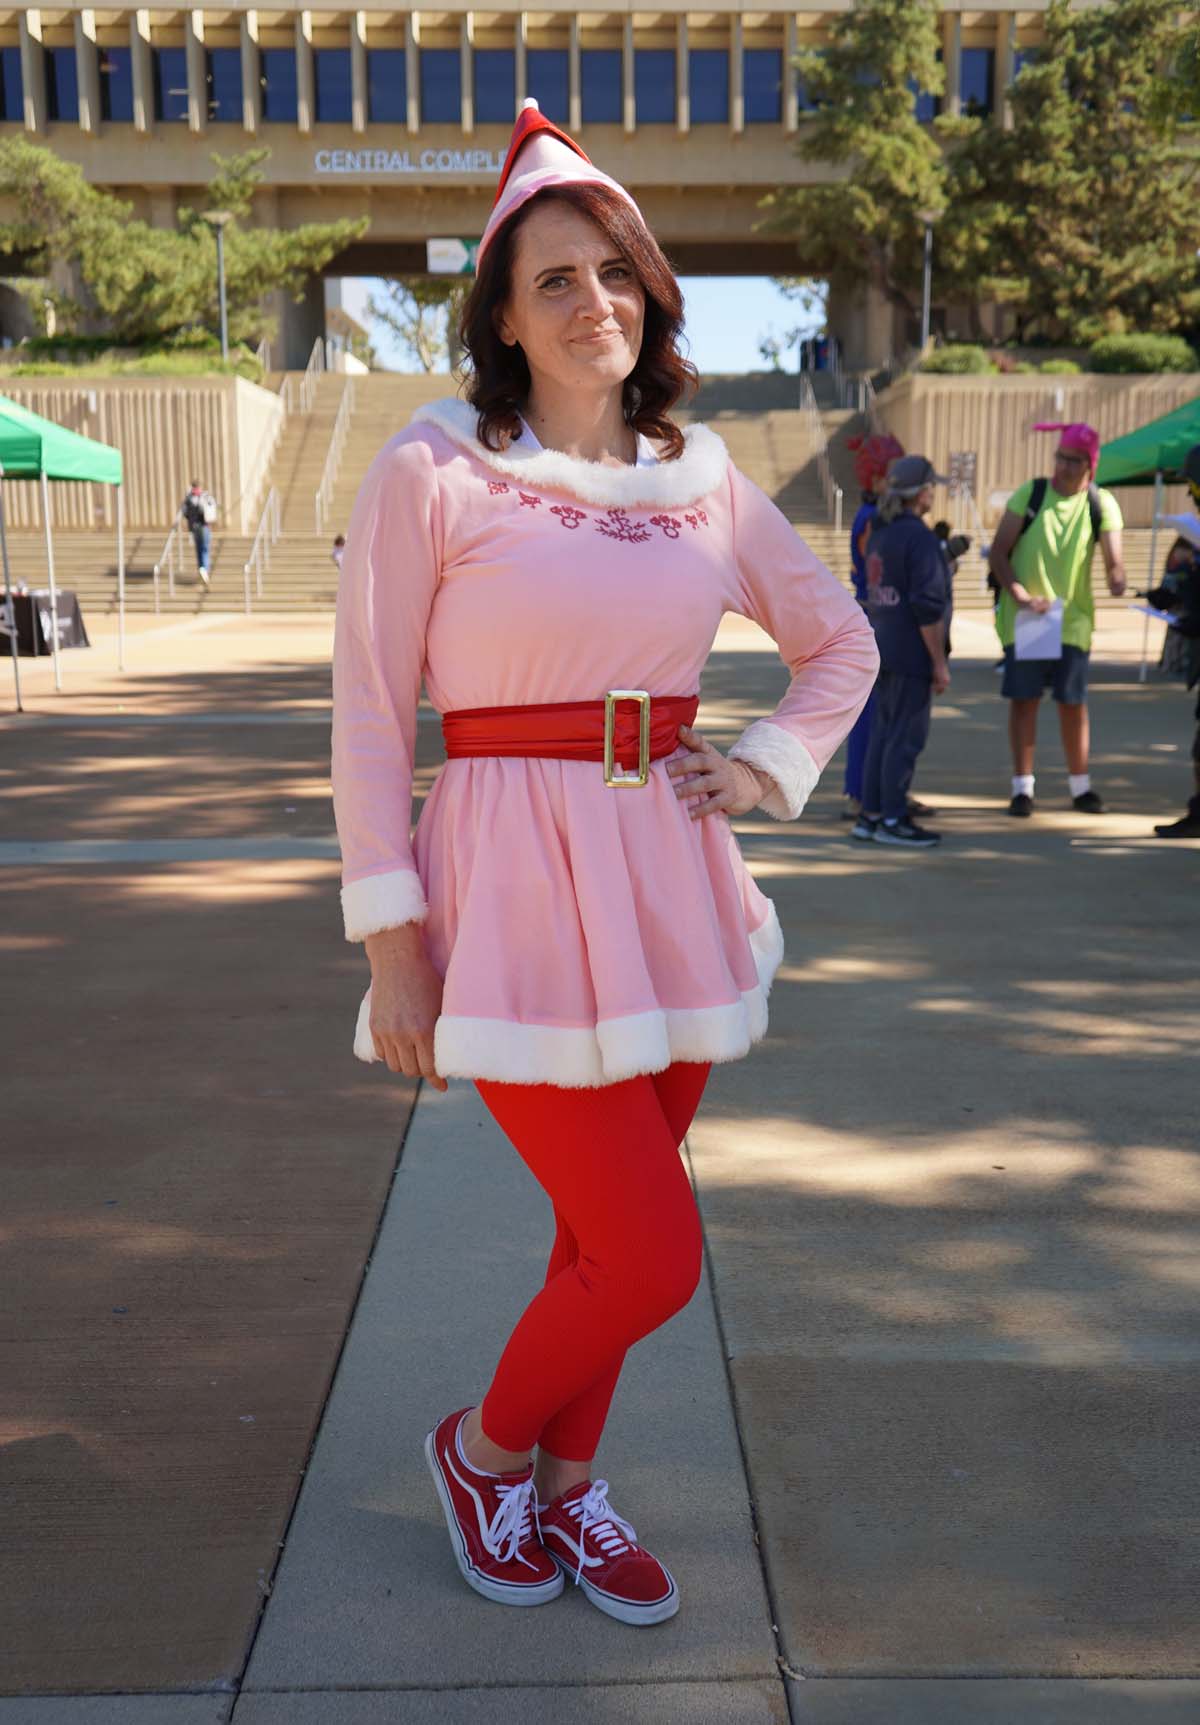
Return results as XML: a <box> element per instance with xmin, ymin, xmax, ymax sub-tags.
<box><xmin>666</xmin><ymin>725</ymin><xmax>775</xmax><ymax>819</ymax></box>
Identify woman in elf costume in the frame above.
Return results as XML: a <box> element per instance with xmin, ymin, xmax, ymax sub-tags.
<box><xmin>331</xmin><ymin>101</ymin><xmax>877</xmax><ymax>1626</ymax></box>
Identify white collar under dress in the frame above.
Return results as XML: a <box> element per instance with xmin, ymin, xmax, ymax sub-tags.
<box><xmin>411</xmin><ymin>396</ymin><xmax>729</xmax><ymax>511</ymax></box>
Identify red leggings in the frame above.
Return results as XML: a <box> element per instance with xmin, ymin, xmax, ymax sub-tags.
<box><xmin>475</xmin><ymin>1061</ymin><xmax>710</xmax><ymax>1461</ymax></box>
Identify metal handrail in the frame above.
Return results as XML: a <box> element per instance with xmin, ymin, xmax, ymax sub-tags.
<box><xmin>799</xmin><ymin>373</ymin><xmax>844</xmax><ymax>538</ymax></box>
<box><xmin>254</xmin><ymin>336</ymin><xmax>272</xmax><ymax>375</ymax></box>
<box><xmin>151</xmin><ymin>512</ymin><xmax>184</xmax><ymax>612</ymax></box>
<box><xmin>299</xmin><ymin>335</ymin><xmax>325</xmax><ymax>413</ymax></box>
<box><xmin>314</xmin><ymin>377</ymin><xmax>356</xmax><ymax>535</ymax></box>
<box><xmin>241</xmin><ymin>487</ymin><xmax>281</xmax><ymax>615</ymax></box>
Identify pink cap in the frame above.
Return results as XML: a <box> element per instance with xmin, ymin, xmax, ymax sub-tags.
<box><xmin>1033</xmin><ymin>422</ymin><xmax>1101</xmax><ymax>474</ymax></box>
<box><xmin>476</xmin><ymin>99</ymin><xmax>646</xmax><ymax>269</ymax></box>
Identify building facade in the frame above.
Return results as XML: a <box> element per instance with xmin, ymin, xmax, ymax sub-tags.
<box><xmin>0</xmin><ymin>4</ymin><xmax>1106</xmax><ymax>366</ymax></box>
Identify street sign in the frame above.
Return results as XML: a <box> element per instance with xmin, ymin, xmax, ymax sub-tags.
<box><xmin>427</xmin><ymin>238</ymin><xmax>479</xmax><ymax>275</ymax></box>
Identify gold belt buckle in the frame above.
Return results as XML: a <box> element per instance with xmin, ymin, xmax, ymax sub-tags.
<box><xmin>604</xmin><ymin>690</ymin><xmax>651</xmax><ymax>788</ymax></box>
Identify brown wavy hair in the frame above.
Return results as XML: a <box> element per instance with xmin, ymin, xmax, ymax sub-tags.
<box><xmin>459</xmin><ymin>183</ymin><xmax>697</xmax><ymax>460</ymax></box>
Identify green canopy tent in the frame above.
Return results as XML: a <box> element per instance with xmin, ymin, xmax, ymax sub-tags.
<box><xmin>0</xmin><ymin>394</ymin><xmax>126</xmax><ymax>711</ymax></box>
<box><xmin>1095</xmin><ymin>395</ymin><xmax>1200</xmax><ymax>681</ymax></box>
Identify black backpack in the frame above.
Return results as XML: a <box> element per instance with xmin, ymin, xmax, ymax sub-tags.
<box><xmin>1016</xmin><ymin>477</ymin><xmax>1103</xmax><ymax>546</ymax></box>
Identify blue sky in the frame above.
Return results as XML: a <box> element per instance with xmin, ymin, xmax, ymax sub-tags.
<box><xmin>337</xmin><ymin>275</ymin><xmax>823</xmax><ymax>375</ymax></box>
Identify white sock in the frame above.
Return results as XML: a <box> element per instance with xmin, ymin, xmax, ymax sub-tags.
<box><xmin>1069</xmin><ymin>773</ymin><xmax>1091</xmax><ymax>798</ymax></box>
<box><xmin>457</xmin><ymin>1417</ymin><xmax>504</xmax><ymax>1478</ymax></box>
<box><xmin>1012</xmin><ymin>775</ymin><xmax>1035</xmax><ymax>798</ymax></box>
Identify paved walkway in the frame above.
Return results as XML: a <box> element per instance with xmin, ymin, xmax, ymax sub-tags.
<box><xmin>1</xmin><ymin>611</ymin><xmax>1197</xmax><ymax>1723</ymax></box>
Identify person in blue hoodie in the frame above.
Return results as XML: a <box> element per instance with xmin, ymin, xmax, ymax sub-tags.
<box><xmin>853</xmin><ymin>455</ymin><xmax>951</xmax><ymax>849</ymax></box>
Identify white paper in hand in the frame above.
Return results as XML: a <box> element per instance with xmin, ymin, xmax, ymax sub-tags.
<box><xmin>1014</xmin><ymin>597</ymin><xmax>1064</xmax><ymax>661</ymax></box>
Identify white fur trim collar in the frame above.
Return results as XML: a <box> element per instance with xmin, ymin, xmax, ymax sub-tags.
<box><xmin>412</xmin><ymin>396</ymin><xmax>728</xmax><ymax>509</ymax></box>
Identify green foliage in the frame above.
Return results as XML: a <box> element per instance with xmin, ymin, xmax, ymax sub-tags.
<box><xmin>3</xmin><ymin>345</ymin><xmax>264</xmax><ymax>381</ymax></box>
<box><xmin>1087</xmin><ymin>334</ymin><xmax>1200</xmax><ymax>373</ymax></box>
<box><xmin>919</xmin><ymin>345</ymin><xmax>996</xmax><ymax>374</ymax></box>
<box><xmin>1039</xmin><ymin>359</ymin><xmax>1083</xmax><ymax>374</ymax></box>
<box><xmin>368</xmin><ymin>277</ymin><xmax>469</xmax><ymax>372</ymax></box>
<box><xmin>0</xmin><ymin>141</ymin><xmax>367</xmax><ymax>352</ymax></box>
<box><xmin>760</xmin><ymin>0</ymin><xmax>947</xmax><ymax>320</ymax></box>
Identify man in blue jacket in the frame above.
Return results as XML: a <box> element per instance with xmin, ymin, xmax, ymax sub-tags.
<box><xmin>853</xmin><ymin>455</ymin><xmax>951</xmax><ymax>849</ymax></box>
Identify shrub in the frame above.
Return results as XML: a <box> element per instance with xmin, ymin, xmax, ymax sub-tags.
<box><xmin>1087</xmin><ymin>334</ymin><xmax>1199</xmax><ymax>373</ymax></box>
<box><xmin>1039</xmin><ymin>358</ymin><xmax>1083</xmax><ymax>374</ymax></box>
<box><xmin>919</xmin><ymin>345</ymin><xmax>997</xmax><ymax>375</ymax></box>
<box><xmin>1011</xmin><ymin>361</ymin><xmax>1038</xmax><ymax>373</ymax></box>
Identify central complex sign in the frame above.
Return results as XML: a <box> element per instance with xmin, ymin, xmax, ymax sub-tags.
<box><xmin>314</xmin><ymin>147</ymin><xmax>504</xmax><ymax>175</ymax></box>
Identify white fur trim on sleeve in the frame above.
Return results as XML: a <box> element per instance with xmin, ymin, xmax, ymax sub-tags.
<box><xmin>728</xmin><ymin>721</ymin><xmax>821</xmax><ymax>821</ymax></box>
<box><xmin>341</xmin><ymin>868</ymin><xmax>428</xmax><ymax>942</ymax></box>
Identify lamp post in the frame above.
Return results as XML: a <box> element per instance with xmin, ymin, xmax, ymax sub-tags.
<box><xmin>201</xmin><ymin>209</ymin><xmax>233</xmax><ymax>362</ymax></box>
<box><xmin>917</xmin><ymin>207</ymin><xmax>940</xmax><ymax>353</ymax></box>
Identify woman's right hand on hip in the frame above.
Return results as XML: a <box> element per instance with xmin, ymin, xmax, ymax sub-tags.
<box><xmin>365</xmin><ymin>926</ymin><xmax>448</xmax><ymax>1091</ymax></box>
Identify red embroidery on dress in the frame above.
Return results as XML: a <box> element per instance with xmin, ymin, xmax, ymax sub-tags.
<box><xmin>518</xmin><ymin>491</ymin><xmax>542</xmax><ymax>508</ymax></box>
<box><xmin>551</xmin><ymin>505</ymin><xmax>586</xmax><ymax>529</ymax></box>
<box><xmin>650</xmin><ymin>514</ymin><xmax>682</xmax><ymax>539</ymax></box>
<box><xmin>596</xmin><ymin>508</ymin><xmax>652</xmax><ymax>544</ymax></box>
<box><xmin>487</xmin><ymin>480</ymin><xmax>510</xmax><ymax>495</ymax></box>
<box><xmin>684</xmin><ymin>509</ymin><xmax>709</xmax><ymax>531</ymax></box>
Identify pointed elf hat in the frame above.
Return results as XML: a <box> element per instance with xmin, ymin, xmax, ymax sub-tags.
<box><xmin>476</xmin><ymin>98</ymin><xmax>646</xmax><ymax>269</ymax></box>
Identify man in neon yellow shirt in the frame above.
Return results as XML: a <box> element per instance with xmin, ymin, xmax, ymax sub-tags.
<box><xmin>988</xmin><ymin>422</ymin><xmax>1126</xmax><ymax>815</ymax></box>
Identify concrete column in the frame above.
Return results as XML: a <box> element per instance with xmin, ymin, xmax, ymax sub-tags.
<box><xmin>74</xmin><ymin>10</ymin><xmax>100</xmax><ymax>132</ymax></box>
<box><xmin>405</xmin><ymin>11</ymin><xmax>419</xmax><ymax>132</ymax></box>
<box><xmin>185</xmin><ymin>9</ymin><xmax>205</xmax><ymax>132</ymax></box>
<box><xmin>515</xmin><ymin>12</ymin><xmax>527</xmax><ymax>110</ymax></box>
<box><xmin>280</xmin><ymin>273</ymin><xmax>326</xmax><ymax>370</ymax></box>
<box><xmin>460</xmin><ymin>13</ymin><xmax>473</xmax><ymax>133</ymax></box>
<box><xmin>730</xmin><ymin>15</ymin><xmax>743</xmax><ymax>134</ymax></box>
<box><xmin>18</xmin><ymin>11</ymin><xmax>46</xmax><ymax>133</ymax></box>
<box><xmin>568</xmin><ymin>15</ymin><xmax>580</xmax><ymax>131</ymax></box>
<box><xmin>241</xmin><ymin>10</ymin><xmax>260</xmax><ymax>133</ymax></box>
<box><xmin>622</xmin><ymin>14</ymin><xmax>633</xmax><ymax>134</ymax></box>
<box><xmin>994</xmin><ymin>10</ymin><xmax>1015</xmax><ymax>129</ymax></box>
<box><xmin>131</xmin><ymin>9</ymin><xmax>151</xmax><ymax>132</ymax></box>
<box><xmin>350</xmin><ymin>9</ymin><xmax>366</xmax><ymax>132</ymax></box>
<box><xmin>675</xmin><ymin>14</ymin><xmax>688</xmax><ymax>134</ymax></box>
<box><xmin>942</xmin><ymin>10</ymin><xmax>961</xmax><ymax>119</ymax></box>
<box><xmin>296</xmin><ymin>11</ymin><xmax>314</xmax><ymax>134</ymax></box>
<box><xmin>784</xmin><ymin>14</ymin><xmax>798</xmax><ymax>133</ymax></box>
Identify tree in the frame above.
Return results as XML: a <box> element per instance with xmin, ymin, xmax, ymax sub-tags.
<box><xmin>758</xmin><ymin>278</ymin><xmax>828</xmax><ymax>368</ymax></box>
<box><xmin>760</xmin><ymin>0</ymin><xmax>947</xmax><ymax>328</ymax></box>
<box><xmin>0</xmin><ymin>141</ymin><xmax>367</xmax><ymax>350</ymax></box>
<box><xmin>367</xmin><ymin>277</ymin><xmax>470</xmax><ymax>373</ymax></box>
<box><xmin>939</xmin><ymin>0</ymin><xmax>1200</xmax><ymax>344</ymax></box>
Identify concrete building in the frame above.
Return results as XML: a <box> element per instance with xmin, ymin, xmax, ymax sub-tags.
<box><xmin>0</xmin><ymin>3</ymin><xmax>1082</xmax><ymax>367</ymax></box>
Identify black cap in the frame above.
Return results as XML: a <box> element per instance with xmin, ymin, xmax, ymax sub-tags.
<box><xmin>887</xmin><ymin>455</ymin><xmax>949</xmax><ymax>496</ymax></box>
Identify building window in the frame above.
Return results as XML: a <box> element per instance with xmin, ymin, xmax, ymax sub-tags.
<box><xmin>960</xmin><ymin>46</ymin><xmax>994</xmax><ymax>117</ymax></box>
<box><xmin>581</xmin><ymin>48</ymin><xmax>620</xmax><ymax>123</ymax></box>
<box><xmin>0</xmin><ymin>45</ymin><xmax>23</xmax><ymax>120</ymax></box>
<box><xmin>206</xmin><ymin>47</ymin><xmax>241</xmax><ymax>122</ymax></box>
<box><xmin>314</xmin><ymin>47</ymin><xmax>351</xmax><ymax>121</ymax></box>
<box><xmin>152</xmin><ymin>46</ymin><xmax>188</xmax><ymax>122</ymax></box>
<box><xmin>367</xmin><ymin>47</ymin><xmax>405</xmax><ymax>122</ymax></box>
<box><xmin>98</xmin><ymin>44</ymin><xmax>133</xmax><ymax>121</ymax></box>
<box><xmin>45</xmin><ymin>46</ymin><xmax>79</xmax><ymax>123</ymax></box>
<box><xmin>260</xmin><ymin>47</ymin><xmax>297</xmax><ymax>123</ymax></box>
<box><xmin>474</xmin><ymin>47</ymin><xmax>514</xmax><ymax>124</ymax></box>
<box><xmin>420</xmin><ymin>48</ymin><xmax>460</xmax><ymax>123</ymax></box>
<box><xmin>526</xmin><ymin>48</ymin><xmax>567</xmax><ymax>123</ymax></box>
<box><xmin>745</xmin><ymin>48</ymin><xmax>781</xmax><ymax>122</ymax></box>
<box><xmin>635</xmin><ymin>49</ymin><xmax>674</xmax><ymax>124</ymax></box>
<box><xmin>689</xmin><ymin>49</ymin><xmax>727</xmax><ymax>125</ymax></box>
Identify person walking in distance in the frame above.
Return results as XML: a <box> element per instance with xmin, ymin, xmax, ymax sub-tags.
<box><xmin>853</xmin><ymin>456</ymin><xmax>952</xmax><ymax>849</ymax></box>
<box><xmin>180</xmin><ymin>480</ymin><xmax>219</xmax><ymax>586</ymax></box>
<box><xmin>331</xmin><ymin>100</ymin><xmax>877</xmax><ymax>1627</ymax></box>
<box><xmin>842</xmin><ymin>432</ymin><xmax>904</xmax><ymax>820</ymax></box>
<box><xmin>1147</xmin><ymin>443</ymin><xmax>1200</xmax><ymax>839</ymax></box>
<box><xmin>987</xmin><ymin>423</ymin><xmax>1125</xmax><ymax>816</ymax></box>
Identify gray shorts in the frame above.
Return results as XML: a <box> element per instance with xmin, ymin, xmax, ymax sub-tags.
<box><xmin>1001</xmin><ymin>644</ymin><xmax>1089</xmax><ymax>705</ymax></box>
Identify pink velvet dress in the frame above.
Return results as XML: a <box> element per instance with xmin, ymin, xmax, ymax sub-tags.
<box><xmin>331</xmin><ymin>398</ymin><xmax>878</xmax><ymax>1087</ymax></box>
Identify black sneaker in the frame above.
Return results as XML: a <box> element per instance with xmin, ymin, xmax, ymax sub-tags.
<box><xmin>850</xmin><ymin>814</ymin><xmax>878</xmax><ymax>842</ymax></box>
<box><xmin>1008</xmin><ymin>793</ymin><xmax>1034</xmax><ymax>818</ymax></box>
<box><xmin>1072</xmin><ymin>790</ymin><xmax>1105</xmax><ymax>813</ymax></box>
<box><xmin>1154</xmin><ymin>797</ymin><xmax>1200</xmax><ymax>838</ymax></box>
<box><xmin>874</xmin><ymin>817</ymin><xmax>940</xmax><ymax>848</ymax></box>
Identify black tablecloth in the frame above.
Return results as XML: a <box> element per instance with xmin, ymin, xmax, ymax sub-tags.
<box><xmin>1</xmin><ymin>590</ymin><xmax>90</xmax><ymax>657</ymax></box>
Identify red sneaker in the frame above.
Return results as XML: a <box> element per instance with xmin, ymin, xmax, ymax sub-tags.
<box><xmin>537</xmin><ymin>1478</ymin><xmax>679</xmax><ymax>1625</ymax></box>
<box><xmin>424</xmin><ymin>1408</ymin><xmax>563</xmax><ymax>1607</ymax></box>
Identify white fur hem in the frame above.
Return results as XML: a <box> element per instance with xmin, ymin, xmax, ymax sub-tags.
<box><xmin>412</xmin><ymin>397</ymin><xmax>729</xmax><ymax>510</ymax></box>
<box><xmin>341</xmin><ymin>868</ymin><xmax>428</xmax><ymax>942</ymax></box>
<box><xmin>351</xmin><ymin>901</ymin><xmax>784</xmax><ymax>1085</ymax></box>
<box><xmin>728</xmin><ymin>721</ymin><xmax>821</xmax><ymax>821</ymax></box>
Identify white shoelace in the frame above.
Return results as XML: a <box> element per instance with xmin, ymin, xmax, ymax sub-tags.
<box><xmin>484</xmin><ymin>1476</ymin><xmax>540</xmax><ymax>1571</ymax></box>
<box><xmin>565</xmin><ymin>1479</ymin><xmax>639</xmax><ymax>1587</ymax></box>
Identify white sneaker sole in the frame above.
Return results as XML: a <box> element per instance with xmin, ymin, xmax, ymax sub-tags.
<box><xmin>423</xmin><ymin>1429</ymin><xmax>564</xmax><ymax>1607</ymax></box>
<box><xmin>549</xmin><ymin>1552</ymin><xmax>680</xmax><ymax>1625</ymax></box>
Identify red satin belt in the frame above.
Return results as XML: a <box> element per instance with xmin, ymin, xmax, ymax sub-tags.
<box><xmin>442</xmin><ymin>694</ymin><xmax>700</xmax><ymax>768</ymax></box>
